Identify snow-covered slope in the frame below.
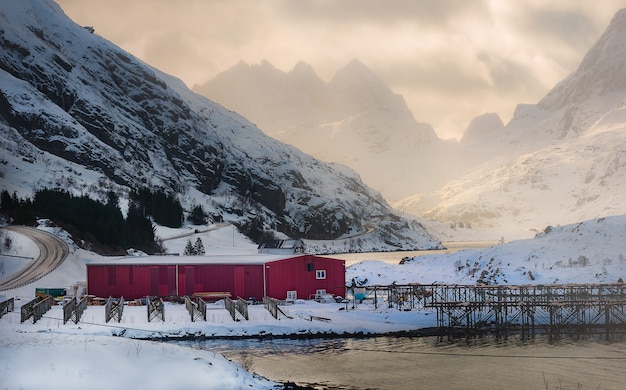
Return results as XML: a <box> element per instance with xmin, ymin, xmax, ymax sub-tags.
<box><xmin>348</xmin><ymin>215</ymin><xmax>626</xmax><ymax>286</ymax></box>
<box><xmin>0</xmin><ymin>0</ymin><xmax>440</xmax><ymax>251</ymax></box>
<box><xmin>396</xmin><ymin>9</ymin><xmax>626</xmax><ymax>237</ymax></box>
<box><xmin>194</xmin><ymin>59</ymin><xmax>447</xmax><ymax>201</ymax></box>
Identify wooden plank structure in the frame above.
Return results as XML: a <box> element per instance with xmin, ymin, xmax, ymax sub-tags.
<box><xmin>263</xmin><ymin>296</ymin><xmax>293</xmax><ymax>320</ymax></box>
<box><xmin>0</xmin><ymin>297</ymin><xmax>14</xmax><ymax>319</ymax></box>
<box><xmin>184</xmin><ymin>296</ymin><xmax>206</xmax><ymax>322</ymax></box>
<box><xmin>21</xmin><ymin>296</ymin><xmax>52</xmax><ymax>323</ymax></box>
<box><xmin>147</xmin><ymin>296</ymin><xmax>164</xmax><ymax>322</ymax></box>
<box><xmin>105</xmin><ymin>296</ymin><xmax>124</xmax><ymax>323</ymax></box>
<box><xmin>224</xmin><ymin>297</ymin><xmax>249</xmax><ymax>321</ymax></box>
<box><xmin>420</xmin><ymin>283</ymin><xmax>626</xmax><ymax>339</ymax></box>
<box><xmin>63</xmin><ymin>296</ymin><xmax>88</xmax><ymax>324</ymax></box>
<box><xmin>348</xmin><ymin>284</ymin><xmax>431</xmax><ymax>310</ymax></box>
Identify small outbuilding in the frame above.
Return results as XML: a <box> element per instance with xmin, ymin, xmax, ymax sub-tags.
<box><xmin>86</xmin><ymin>254</ymin><xmax>345</xmax><ymax>301</ymax></box>
<box><xmin>257</xmin><ymin>239</ymin><xmax>305</xmax><ymax>254</ymax></box>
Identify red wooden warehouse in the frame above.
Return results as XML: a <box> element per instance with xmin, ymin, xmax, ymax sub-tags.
<box><xmin>86</xmin><ymin>254</ymin><xmax>346</xmax><ymax>301</ymax></box>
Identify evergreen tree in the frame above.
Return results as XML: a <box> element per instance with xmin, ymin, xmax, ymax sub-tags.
<box><xmin>194</xmin><ymin>237</ymin><xmax>205</xmax><ymax>255</ymax></box>
<box><xmin>188</xmin><ymin>204</ymin><xmax>208</xmax><ymax>225</ymax></box>
<box><xmin>183</xmin><ymin>239</ymin><xmax>196</xmax><ymax>256</ymax></box>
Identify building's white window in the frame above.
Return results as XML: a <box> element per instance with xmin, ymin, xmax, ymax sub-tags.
<box><xmin>316</xmin><ymin>270</ymin><xmax>326</xmax><ymax>279</ymax></box>
<box><xmin>316</xmin><ymin>289</ymin><xmax>326</xmax><ymax>298</ymax></box>
<box><xmin>286</xmin><ymin>290</ymin><xmax>297</xmax><ymax>301</ymax></box>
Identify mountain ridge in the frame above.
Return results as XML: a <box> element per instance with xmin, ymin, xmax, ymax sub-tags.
<box><xmin>0</xmin><ymin>0</ymin><xmax>441</xmax><ymax>252</ymax></box>
<box><xmin>395</xmin><ymin>7</ymin><xmax>626</xmax><ymax>236</ymax></box>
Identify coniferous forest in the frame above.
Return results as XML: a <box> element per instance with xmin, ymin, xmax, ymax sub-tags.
<box><xmin>0</xmin><ymin>189</ymin><xmax>168</xmax><ymax>254</ymax></box>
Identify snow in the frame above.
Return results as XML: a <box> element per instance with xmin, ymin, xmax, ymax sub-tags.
<box><xmin>2</xmin><ymin>214</ymin><xmax>626</xmax><ymax>388</ymax></box>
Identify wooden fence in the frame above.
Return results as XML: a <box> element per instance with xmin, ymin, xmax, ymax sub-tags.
<box><xmin>262</xmin><ymin>296</ymin><xmax>292</xmax><ymax>320</ymax></box>
<box><xmin>147</xmin><ymin>296</ymin><xmax>164</xmax><ymax>322</ymax></box>
<box><xmin>105</xmin><ymin>296</ymin><xmax>124</xmax><ymax>323</ymax></box>
<box><xmin>21</xmin><ymin>296</ymin><xmax>52</xmax><ymax>323</ymax></box>
<box><xmin>224</xmin><ymin>297</ymin><xmax>249</xmax><ymax>321</ymax></box>
<box><xmin>63</xmin><ymin>296</ymin><xmax>88</xmax><ymax>324</ymax></box>
<box><xmin>0</xmin><ymin>297</ymin><xmax>14</xmax><ymax>319</ymax></box>
<box><xmin>184</xmin><ymin>296</ymin><xmax>206</xmax><ymax>322</ymax></box>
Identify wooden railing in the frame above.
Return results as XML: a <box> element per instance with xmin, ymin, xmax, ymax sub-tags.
<box><xmin>184</xmin><ymin>296</ymin><xmax>206</xmax><ymax>322</ymax></box>
<box><xmin>0</xmin><ymin>297</ymin><xmax>14</xmax><ymax>319</ymax></box>
<box><xmin>147</xmin><ymin>296</ymin><xmax>164</xmax><ymax>322</ymax></box>
<box><xmin>63</xmin><ymin>296</ymin><xmax>89</xmax><ymax>324</ymax></box>
<box><xmin>224</xmin><ymin>297</ymin><xmax>249</xmax><ymax>321</ymax></box>
<box><xmin>105</xmin><ymin>296</ymin><xmax>124</xmax><ymax>323</ymax></box>
<box><xmin>21</xmin><ymin>296</ymin><xmax>52</xmax><ymax>323</ymax></box>
<box><xmin>262</xmin><ymin>296</ymin><xmax>292</xmax><ymax>320</ymax></box>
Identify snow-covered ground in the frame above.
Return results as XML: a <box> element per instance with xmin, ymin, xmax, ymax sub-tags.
<box><xmin>1</xmin><ymin>215</ymin><xmax>626</xmax><ymax>389</ymax></box>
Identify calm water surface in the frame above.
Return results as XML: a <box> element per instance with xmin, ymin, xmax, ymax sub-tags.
<box><xmin>173</xmin><ymin>335</ymin><xmax>626</xmax><ymax>389</ymax></box>
<box><xmin>333</xmin><ymin>241</ymin><xmax>499</xmax><ymax>266</ymax></box>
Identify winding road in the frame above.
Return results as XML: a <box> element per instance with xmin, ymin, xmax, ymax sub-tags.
<box><xmin>0</xmin><ymin>226</ymin><xmax>69</xmax><ymax>291</ymax></box>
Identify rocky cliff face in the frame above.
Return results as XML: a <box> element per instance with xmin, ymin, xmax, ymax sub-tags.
<box><xmin>0</xmin><ymin>0</ymin><xmax>440</xmax><ymax>251</ymax></box>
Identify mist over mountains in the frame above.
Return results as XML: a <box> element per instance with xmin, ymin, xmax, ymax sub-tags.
<box><xmin>193</xmin><ymin>59</ymin><xmax>462</xmax><ymax>201</ymax></box>
<box><xmin>0</xmin><ymin>0</ymin><xmax>440</xmax><ymax>252</ymax></box>
<box><xmin>195</xmin><ymin>10</ymin><xmax>626</xmax><ymax>238</ymax></box>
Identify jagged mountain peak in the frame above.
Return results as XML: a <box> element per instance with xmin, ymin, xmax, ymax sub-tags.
<box><xmin>460</xmin><ymin>113</ymin><xmax>504</xmax><ymax>144</ymax></box>
<box><xmin>538</xmin><ymin>8</ymin><xmax>626</xmax><ymax>111</ymax></box>
<box><xmin>397</xmin><ymin>8</ymin><xmax>626</xmax><ymax>236</ymax></box>
<box><xmin>0</xmin><ymin>0</ymin><xmax>441</xmax><ymax>252</ymax></box>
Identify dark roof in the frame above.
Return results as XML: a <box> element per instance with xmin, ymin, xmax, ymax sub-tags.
<box><xmin>257</xmin><ymin>239</ymin><xmax>304</xmax><ymax>250</ymax></box>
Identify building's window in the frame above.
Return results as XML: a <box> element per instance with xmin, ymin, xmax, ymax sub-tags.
<box><xmin>316</xmin><ymin>270</ymin><xmax>326</xmax><ymax>279</ymax></box>
<box><xmin>286</xmin><ymin>290</ymin><xmax>297</xmax><ymax>301</ymax></box>
<box><xmin>316</xmin><ymin>289</ymin><xmax>326</xmax><ymax>298</ymax></box>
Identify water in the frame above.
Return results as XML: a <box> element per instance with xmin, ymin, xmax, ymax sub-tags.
<box><xmin>173</xmin><ymin>335</ymin><xmax>626</xmax><ymax>389</ymax></box>
<box><xmin>334</xmin><ymin>241</ymin><xmax>499</xmax><ymax>266</ymax></box>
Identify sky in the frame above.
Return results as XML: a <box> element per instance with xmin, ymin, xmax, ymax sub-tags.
<box><xmin>56</xmin><ymin>0</ymin><xmax>626</xmax><ymax>140</ymax></box>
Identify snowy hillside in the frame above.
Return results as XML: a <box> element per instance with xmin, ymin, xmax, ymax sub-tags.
<box><xmin>0</xmin><ymin>0</ymin><xmax>440</xmax><ymax>251</ymax></box>
<box><xmin>348</xmin><ymin>215</ymin><xmax>626</xmax><ymax>287</ymax></box>
<box><xmin>194</xmin><ymin>59</ymin><xmax>454</xmax><ymax>201</ymax></box>
<box><xmin>396</xmin><ymin>9</ymin><xmax>626</xmax><ymax>237</ymax></box>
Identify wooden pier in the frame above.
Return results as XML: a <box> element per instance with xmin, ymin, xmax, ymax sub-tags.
<box><xmin>353</xmin><ymin>283</ymin><xmax>626</xmax><ymax>338</ymax></box>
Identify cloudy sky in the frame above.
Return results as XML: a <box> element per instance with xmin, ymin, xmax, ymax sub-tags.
<box><xmin>57</xmin><ymin>0</ymin><xmax>626</xmax><ymax>140</ymax></box>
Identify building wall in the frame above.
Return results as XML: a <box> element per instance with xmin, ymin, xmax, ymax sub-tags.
<box><xmin>87</xmin><ymin>255</ymin><xmax>345</xmax><ymax>300</ymax></box>
<box><xmin>265</xmin><ymin>255</ymin><xmax>345</xmax><ymax>300</ymax></box>
<box><xmin>177</xmin><ymin>264</ymin><xmax>264</xmax><ymax>300</ymax></box>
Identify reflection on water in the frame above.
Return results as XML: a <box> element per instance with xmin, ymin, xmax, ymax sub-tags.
<box><xmin>172</xmin><ymin>335</ymin><xmax>626</xmax><ymax>389</ymax></box>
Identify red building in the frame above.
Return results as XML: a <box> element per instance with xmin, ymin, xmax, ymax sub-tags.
<box><xmin>87</xmin><ymin>254</ymin><xmax>345</xmax><ymax>301</ymax></box>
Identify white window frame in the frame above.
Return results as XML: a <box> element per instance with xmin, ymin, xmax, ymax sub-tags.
<box><xmin>315</xmin><ymin>269</ymin><xmax>326</xmax><ymax>279</ymax></box>
<box><xmin>286</xmin><ymin>290</ymin><xmax>297</xmax><ymax>301</ymax></box>
<box><xmin>316</xmin><ymin>289</ymin><xmax>326</xmax><ymax>298</ymax></box>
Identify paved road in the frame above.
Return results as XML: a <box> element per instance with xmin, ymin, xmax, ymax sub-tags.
<box><xmin>0</xmin><ymin>226</ymin><xmax>69</xmax><ymax>291</ymax></box>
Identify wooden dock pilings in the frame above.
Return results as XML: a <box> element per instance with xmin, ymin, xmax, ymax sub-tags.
<box><xmin>420</xmin><ymin>283</ymin><xmax>626</xmax><ymax>338</ymax></box>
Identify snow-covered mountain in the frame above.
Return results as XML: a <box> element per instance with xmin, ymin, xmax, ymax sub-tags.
<box><xmin>348</xmin><ymin>214</ymin><xmax>626</xmax><ymax>286</ymax></box>
<box><xmin>194</xmin><ymin>59</ymin><xmax>449</xmax><ymax>201</ymax></box>
<box><xmin>0</xmin><ymin>0</ymin><xmax>441</xmax><ymax>252</ymax></box>
<box><xmin>395</xmin><ymin>9</ymin><xmax>626</xmax><ymax>237</ymax></box>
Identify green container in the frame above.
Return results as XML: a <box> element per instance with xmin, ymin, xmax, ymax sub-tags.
<box><xmin>35</xmin><ymin>288</ymin><xmax>67</xmax><ymax>297</ymax></box>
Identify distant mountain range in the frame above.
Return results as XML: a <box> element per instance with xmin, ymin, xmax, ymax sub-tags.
<box><xmin>396</xmin><ymin>8</ymin><xmax>626</xmax><ymax>235</ymax></box>
<box><xmin>0</xmin><ymin>0</ymin><xmax>441</xmax><ymax>252</ymax></box>
<box><xmin>193</xmin><ymin>59</ymin><xmax>450</xmax><ymax>201</ymax></box>
<box><xmin>195</xmin><ymin>10</ymin><xmax>626</xmax><ymax>238</ymax></box>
